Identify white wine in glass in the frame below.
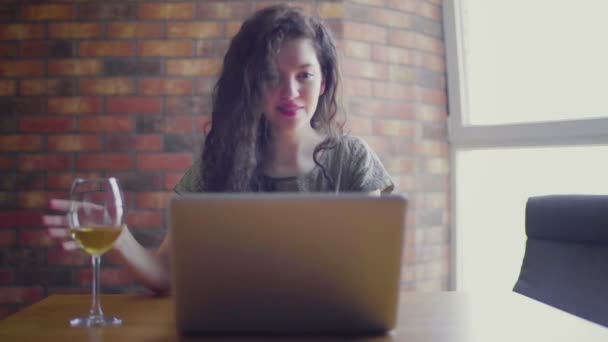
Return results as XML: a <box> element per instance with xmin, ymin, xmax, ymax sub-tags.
<box><xmin>68</xmin><ymin>177</ymin><xmax>125</xmax><ymax>327</ymax></box>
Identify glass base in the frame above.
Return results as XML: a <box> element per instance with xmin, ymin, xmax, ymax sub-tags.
<box><xmin>70</xmin><ymin>315</ymin><xmax>122</xmax><ymax>327</ymax></box>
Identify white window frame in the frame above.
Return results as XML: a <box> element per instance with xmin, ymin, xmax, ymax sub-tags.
<box><xmin>442</xmin><ymin>0</ymin><xmax>608</xmax><ymax>289</ymax></box>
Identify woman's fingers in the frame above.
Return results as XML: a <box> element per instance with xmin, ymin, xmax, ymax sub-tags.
<box><xmin>47</xmin><ymin>227</ymin><xmax>79</xmax><ymax>251</ymax></box>
<box><xmin>49</xmin><ymin>198</ymin><xmax>71</xmax><ymax>211</ymax></box>
<box><xmin>62</xmin><ymin>241</ymin><xmax>79</xmax><ymax>251</ymax></box>
<box><xmin>49</xmin><ymin>199</ymin><xmax>105</xmax><ymax>213</ymax></box>
<box><xmin>47</xmin><ymin>227</ymin><xmax>69</xmax><ymax>238</ymax></box>
<box><xmin>42</xmin><ymin>215</ymin><xmax>68</xmax><ymax>227</ymax></box>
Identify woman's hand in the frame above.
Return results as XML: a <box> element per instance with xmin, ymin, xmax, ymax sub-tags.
<box><xmin>43</xmin><ymin>199</ymin><xmax>171</xmax><ymax>293</ymax></box>
<box><xmin>43</xmin><ymin>199</ymin><xmax>79</xmax><ymax>251</ymax></box>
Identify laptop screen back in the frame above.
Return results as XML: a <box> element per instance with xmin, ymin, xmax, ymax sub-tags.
<box><xmin>169</xmin><ymin>193</ymin><xmax>407</xmax><ymax>334</ymax></box>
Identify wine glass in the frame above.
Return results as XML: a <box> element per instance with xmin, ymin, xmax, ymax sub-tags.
<box><xmin>67</xmin><ymin>177</ymin><xmax>125</xmax><ymax>327</ymax></box>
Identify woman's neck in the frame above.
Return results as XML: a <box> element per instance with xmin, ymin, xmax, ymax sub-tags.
<box><xmin>264</xmin><ymin>126</ymin><xmax>325</xmax><ymax>178</ymax></box>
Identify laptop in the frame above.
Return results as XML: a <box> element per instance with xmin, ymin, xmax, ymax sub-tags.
<box><xmin>169</xmin><ymin>193</ymin><xmax>407</xmax><ymax>335</ymax></box>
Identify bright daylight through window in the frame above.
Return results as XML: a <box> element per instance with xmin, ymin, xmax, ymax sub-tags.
<box><xmin>444</xmin><ymin>0</ymin><xmax>608</xmax><ymax>292</ymax></box>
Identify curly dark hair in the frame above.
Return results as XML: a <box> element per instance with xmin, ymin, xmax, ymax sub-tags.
<box><xmin>200</xmin><ymin>5</ymin><xmax>344</xmax><ymax>192</ymax></box>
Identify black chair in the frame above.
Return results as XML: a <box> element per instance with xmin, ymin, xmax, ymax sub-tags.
<box><xmin>513</xmin><ymin>195</ymin><xmax>608</xmax><ymax>327</ymax></box>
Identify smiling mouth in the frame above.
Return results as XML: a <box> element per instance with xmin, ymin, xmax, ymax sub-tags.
<box><xmin>277</xmin><ymin>106</ymin><xmax>302</xmax><ymax>117</ymax></box>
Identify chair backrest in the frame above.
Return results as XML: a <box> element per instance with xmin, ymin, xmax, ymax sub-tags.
<box><xmin>513</xmin><ymin>195</ymin><xmax>608</xmax><ymax>327</ymax></box>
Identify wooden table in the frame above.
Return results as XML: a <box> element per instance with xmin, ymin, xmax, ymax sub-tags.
<box><xmin>0</xmin><ymin>292</ymin><xmax>606</xmax><ymax>341</ymax></box>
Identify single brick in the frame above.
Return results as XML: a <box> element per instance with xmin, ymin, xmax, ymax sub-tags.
<box><xmin>79</xmin><ymin>41</ymin><xmax>133</xmax><ymax>57</ymax></box>
<box><xmin>104</xmin><ymin>59</ymin><xmax>161</xmax><ymax>76</ymax></box>
<box><xmin>372</xmin><ymin>45</ymin><xmax>412</xmax><ymax>65</ymax></box>
<box><xmin>136</xmin><ymin>153</ymin><xmax>193</xmax><ymax>171</ymax></box>
<box><xmin>343</xmin><ymin>22</ymin><xmax>387</xmax><ymax>43</ymax></box>
<box><xmin>197</xmin><ymin>2</ymin><xmax>252</xmax><ymax>19</ymax></box>
<box><xmin>0</xmin><ymin>135</ymin><xmax>42</xmax><ymax>152</ymax></box>
<box><xmin>106</xmin><ymin>23</ymin><xmax>163</xmax><ymax>39</ymax></box>
<box><xmin>138</xmin><ymin>79</ymin><xmax>193</xmax><ymax>95</ymax></box>
<box><xmin>20</xmin><ymin>40</ymin><xmax>74</xmax><ymax>58</ymax></box>
<box><xmin>47</xmin><ymin>97</ymin><xmax>102</xmax><ymax>115</ymax></box>
<box><xmin>0</xmin><ymin>42</ymin><xmax>17</xmax><ymax>57</ymax></box>
<box><xmin>342</xmin><ymin>40</ymin><xmax>371</xmax><ymax>59</ymax></box>
<box><xmin>79</xmin><ymin>78</ymin><xmax>133</xmax><ymax>95</ymax></box>
<box><xmin>77</xmin><ymin>154</ymin><xmax>133</xmax><ymax>171</ymax></box>
<box><xmin>0</xmin><ymin>80</ymin><xmax>15</xmax><ymax>96</ymax></box>
<box><xmin>165</xmin><ymin>96</ymin><xmax>210</xmax><ymax>115</ymax></box>
<box><xmin>106</xmin><ymin>96</ymin><xmax>162</xmax><ymax>114</ymax></box>
<box><xmin>166</xmin><ymin>22</ymin><xmax>222</xmax><ymax>39</ymax></box>
<box><xmin>20</xmin><ymin>79</ymin><xmax>77</xmax><ymax>96</ymax></box>
<box><xmin>79</xmin><ymin>116</ymin><xmax>133</xmax><ymax>133</ymax></box>
<box><xmin>48</xmin><ymin>135</ymin><xmax>102</xmax><ymax>152</ymax></box>
<box><xmin>0</xmin><ymin>24</ymin><xmax>45</xmax><ymax>40</ymax></box>
<box><xmin>106</xmin><ymin>134</ymin><xmax>163</xmax><ymax>152</ymax></box>
<box><xmin>19</xmin><ymin>4</ymin><xmax>74</xmax><ymax>21</ymax></box>
<box><xmin>0</xmin><ymin>156</ymin><xmax>15</xmax><ymax>169</ymax></box>
<box><xmin>76</xmin><ymin>3</ymin><xmax>133</xmax><ymax>20</ymax></box>
<box><xmin>0</xmin><ymin>5</ymin><xmax>16</xmax><ymax>21</ymax></box>
<box><xmin>18</xmin><ymin>192</ymin><xmax>64</xmax><ymax>210</ymax></box>
<box><xmin>343</xmin><ymin>59</ymin><xmax>387</xmax><ymax>79</ymax></box>
<box><xmin>48</xmin><ymin>59</ymin><xmax>102</xmax><ymax>76</ymax></box>
<box><xmin>19</xmin><ymin>117</ymin><xmax>74</xmax><ymax>134</ymax></box>
<box><xmin>0</xmin><ymin>61</ymin><xmax>44</xmax><ymax>77</ymax></box>
<box><xmin>166</xmin><ymin>59</ymin><xmax>221</xmax><ymax>76</ymax></box>
<box><xmin>138</xmin><ymin>3</ymin><xmax>195</xmax><ymax>20</ymax></box>
<box><xmin>0</xmin><ymin>97</ymin><xmax>46</xmax><ymax>115</ymax></box>
<box><xmin>372</xmin><ymin>82</ymin><xmax>415</xmax><ymax>100</ymax></box>
<box><xmin>343</xmin><ymin>78</ymin><xmax>372</xmax><ymax>97</ymax></box>
<box><xmin>49</xmin><ymin>23</ymin><xmax>102</xmax><ymax>39</ymax></box>
<box><xmin>18</xmin><ymin>154</ymin><xmax>71</xmax><ymax>171</ymax></box>
<box><xmin>318</xmin><ymin>2</ymin><xmax>343</xmax><ymax>19</ymax></box>
<box><xmin>137</xmin><ymin>40</ymin><xmax>193</xmax><ymax>57</ymax></box>
<box><xmin>137</xmin><ymin>116</ymin><xmax>194</xmax><ymax>134</ymax></box>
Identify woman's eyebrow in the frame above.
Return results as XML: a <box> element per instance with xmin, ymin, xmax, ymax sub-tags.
<box><xmin>274</xmin><ymin>63</ymin><xmax>316</xmax><ymax>71</ymax></box>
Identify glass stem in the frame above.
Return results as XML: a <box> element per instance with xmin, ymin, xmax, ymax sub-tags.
<box><xmin>89</xmin><ymin>255</ymin><xmax>104</xmax><ymax>318</ymax></box>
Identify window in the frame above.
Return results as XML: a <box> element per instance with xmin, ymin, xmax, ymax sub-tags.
<box><xmin>461</xmin><ymin>0</ymin><xmax>608</xmax><ymax>126</ymax></box>
<box><xmin>444</xmin><ymin>0</ymin><xmax>608</xmax><ymax>291</ymax></box>
<box><xmin>455</xmin><ymin>146</ymin><xmax>608</xmax><ymax>293</ymax></box>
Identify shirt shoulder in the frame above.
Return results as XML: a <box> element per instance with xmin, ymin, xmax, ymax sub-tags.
<box><xmin>173</xmin><ymin>157</ymin><xmax>203</xmax><ymax>194</ymax></box>
<box><xmin>333</xmin><ymin>135</ymin><xmax>394</xmax><ymax>194</ymax></box>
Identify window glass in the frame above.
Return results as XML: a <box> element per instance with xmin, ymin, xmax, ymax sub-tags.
<box><xmin>455</xmin><ymin>145</ymin><xmax>608</xmax><ymax>293</ymax></box>
<box><xmin>462</xmin><ymin>0</ymin><xmax>608</xmax><ymax>125</ymax></box>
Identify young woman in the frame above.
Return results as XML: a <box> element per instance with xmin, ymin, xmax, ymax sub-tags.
<box><xmin>44</xmin><ymin>5</ymin><xmax>394</xmax><ymax>294</ymax></box>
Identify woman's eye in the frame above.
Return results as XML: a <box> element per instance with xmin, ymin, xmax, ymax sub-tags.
<box><xmin>297</xmin><ymin>72</ymin><xmax>314</xmax><ymax>81</ymax></box>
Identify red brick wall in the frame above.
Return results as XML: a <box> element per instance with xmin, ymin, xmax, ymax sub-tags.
<box><xmin>341</xmin><ymin>0</ymin><xmax>448</xmax><ymax>291</ymax></box>
<box><xmin>0</xmin><ymin>0</ymin><xmax>448</xmax><ymax>317</ymax></box>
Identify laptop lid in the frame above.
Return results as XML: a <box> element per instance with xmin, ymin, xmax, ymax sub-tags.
<box><xmin>169</xmin><ymin>193</ymin><xmax>407</xmax><ymax>334</ymax></box>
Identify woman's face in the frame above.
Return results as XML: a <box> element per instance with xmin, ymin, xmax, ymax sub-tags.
<box><xmin>261</xmin><ymin>38</ymin><xmax>325</xmax><ymax>134</ymax></box>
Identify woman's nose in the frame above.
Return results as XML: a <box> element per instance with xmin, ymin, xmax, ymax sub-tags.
<box><xmin>279</xmin><ymin>78</ymin><xmax>298</xmax><ymax>99</ymax></box>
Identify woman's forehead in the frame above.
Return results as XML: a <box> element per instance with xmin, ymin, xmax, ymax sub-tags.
<box><xmin>273</xmin><ymin>38</ymin><xmax>320</xmax><ymax>69</ymax></box>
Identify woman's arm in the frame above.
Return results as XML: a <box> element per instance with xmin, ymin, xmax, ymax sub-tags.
<box><xmin>111</xmin><ymin>228</ymin><xmax>172</xmax><ymax>294</ymax></box>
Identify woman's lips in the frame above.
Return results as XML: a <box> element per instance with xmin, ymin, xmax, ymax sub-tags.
<box><xmin>277</xmin><ymin>105</ymin><xmax>302</xmax><ymax>117</ymax></box>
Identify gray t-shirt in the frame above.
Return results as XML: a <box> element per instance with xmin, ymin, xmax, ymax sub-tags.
<box><xmin>174</xmin><ymin>135</ymin><xmax>394</xmax><ymax>194</ymax></box>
